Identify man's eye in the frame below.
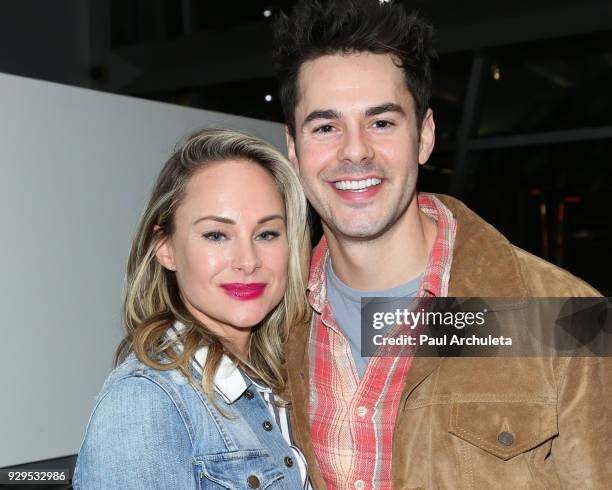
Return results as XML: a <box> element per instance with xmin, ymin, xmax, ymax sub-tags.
<box><xmin>256</xmin><ymin>230</ymin><xmax>280</xmax><ymax>241</ymax></box>
<box><xmin>373</xmin><ymin>120</ymin><xmax>393</xmax><ymax>129</ymax></box>
<box><xmin>202</xmin><ymin>231</ymin><xmax>226</xmax><ymax>242</ymax></box>
<box><xmin>314</xmin><ymin>124</ymin><xmax>335</xmax><ymax>134</ymax></box>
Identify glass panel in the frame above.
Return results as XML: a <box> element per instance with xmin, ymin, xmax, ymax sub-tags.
<box><xmin>111</xmin><ymin>0</ymin><xmax>286</xmax><ymax>48</ymax></box>
<box><xmin>420</xmin><ymin>151</ymin><xmax>454</xmax><ymax>195</ymax></box>
<box><xmin>431</xmin><ymin>52</ymin><xmax>472</xmax><ymax>148</ymax></box>
<box><xmin>461</xmin><ymin>140</ymin><xmax>612</xmax><ymax>294</ymax></box>
<box><xmin>146</xmin><ymin>77</ymin><xmax>283</xmax><ymax>122</ymax></box>
<box><xmin>478</xmin><ymin>31</ymin><xmax>612</xmax><ymax>136</ymax></box>
<box><xmin>112</xmin><ymin>0</ymin><xmax>182</xmax><ymax>48</ymax></box>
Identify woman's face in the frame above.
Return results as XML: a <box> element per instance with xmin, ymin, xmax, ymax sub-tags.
<box><xmin>156</xmin><ymin>159</ymin><xmax>289</xmax><ymax>353</ymax></box>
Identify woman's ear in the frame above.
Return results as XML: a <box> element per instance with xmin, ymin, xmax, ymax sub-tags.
<box><xmin>153</xmin><ymin>226</ymin><xmax>176</xmax><ymax>271</ymax></box>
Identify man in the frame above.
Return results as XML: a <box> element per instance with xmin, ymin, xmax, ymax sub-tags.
<box><xmin>273</xmin><ymin>0</ymin><xmax>611</xmax><ymax>488</ymax></box>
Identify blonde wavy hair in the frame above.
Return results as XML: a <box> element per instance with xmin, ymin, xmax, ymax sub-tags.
<box><xmin>116</xmin><ymin>128</ymin><xmax>311</xmax><ymax>401</ymax></box>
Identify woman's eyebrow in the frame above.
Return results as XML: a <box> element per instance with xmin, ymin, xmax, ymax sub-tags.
<box><xmin>192</xmin><ymin>214</ymin><xmax>285</xmax><ymax>226</ymax></box>
<box><xmin>192</xmin><ymin>215</ymin><xmax>235</xmax><ymax>225</ymax></box>
<box><xmin>257</xmin><ymin>214</ymin><xmax>285</xmax><ymax>224</ymax></box>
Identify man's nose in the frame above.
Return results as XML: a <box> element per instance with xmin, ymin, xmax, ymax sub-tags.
<box><xmin>337</xmin><ymin>126</ymin><xmax>374</xmax><ymax>165</ymax></box>
<box><xmin>231</xmin><ymin>240</ymin><xmax>262</xmax><ymax>275</ymax></box>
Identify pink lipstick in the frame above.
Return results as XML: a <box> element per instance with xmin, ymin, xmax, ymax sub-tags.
<box><xmin>220</xmin><ymin>283</ymin><xmax>267</xmax><ymax>300</ymax></box>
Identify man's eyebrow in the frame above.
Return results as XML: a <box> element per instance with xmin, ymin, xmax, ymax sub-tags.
<box><xmin>365</xmin><ymin>103</ymin><xmax>406</xmax><ymax>117</ymax></box>
<box><xmin>302</xmin><ymin>109</ymin><xmax>341</xmax><ymax>126</ymax></box>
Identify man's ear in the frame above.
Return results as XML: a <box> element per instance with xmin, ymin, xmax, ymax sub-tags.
<box><xmin>418</xmin><ymin>108</ymin><xmax>436</xmax><ymax>165</ymax></box>
<box><xmin>153</xmin><ymin>226</ymin><xmax>176</xmax><ymax>271</ymax></box>
<box><xmin>285</xmin><ymin>125</ymin><xmax>299</xmax><ymax>174</ymax></box>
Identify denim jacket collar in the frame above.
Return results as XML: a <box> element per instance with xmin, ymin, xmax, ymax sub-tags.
<box><xmin>168</xmin><ymin>321</ymin><xmax>252</xmax><ymax>404</ymax></box>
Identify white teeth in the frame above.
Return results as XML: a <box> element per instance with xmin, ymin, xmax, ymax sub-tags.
<box><xmin>334</xmin><ymin>178</ymin><xmax>382</xmax><ymax>191</ymax></box>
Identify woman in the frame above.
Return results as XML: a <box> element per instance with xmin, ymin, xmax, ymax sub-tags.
<box><xmin>74</xmin><ymin>128</ymin><xmax>311</xmax><ymax>489</ymax></box>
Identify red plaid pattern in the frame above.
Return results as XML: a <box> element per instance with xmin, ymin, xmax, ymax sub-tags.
<box><xmin>307</xmin><ymin>193</ymin><xmax>456</xmax><ymax>489</ymax></box>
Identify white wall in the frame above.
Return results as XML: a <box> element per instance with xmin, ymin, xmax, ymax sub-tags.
<box><xmin>0</xmin><ymin>72</ymin><xmax>285</xmax><ymax>467</ymax></box>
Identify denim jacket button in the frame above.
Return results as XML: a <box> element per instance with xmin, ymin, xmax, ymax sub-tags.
<box><xmin>247</xmin><ymin>475</ymin><xmax>260</xmax><ymax>488</ymax></box>
<box><xmin>497</xmin><ymin>431</ymin><xmax>514</xmax><ymax>446</ymax></box>
<box><xmin>244</xmin><ymin>389</ymin><xmax>254</xmax><ymax>400</ymax></box>
<box><xmin>284</xmin><ymin>456</ymin><xmax>294</xmax><ymax>467</ymax></box>
<box><xmin>262</xmin><ymin>420</ymin><xmax>273</xmax><ymax>431</ymax></box>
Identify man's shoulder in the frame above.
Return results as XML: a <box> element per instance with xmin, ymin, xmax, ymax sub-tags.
<box><xmin>434</xmin><ymin>193</ymin><xmax>600</xmax><ymax>297</ymax></box>
<box><xmin>511</xmin><ymin>245</ymin><xmax>600</xmax><ymax>297</ymax></box>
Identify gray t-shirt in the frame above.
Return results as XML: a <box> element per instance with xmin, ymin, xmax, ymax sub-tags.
<box><xmin>325</xmin><ymin>257</ymin><xmax>422</xmax><ymax>379</ymax></box>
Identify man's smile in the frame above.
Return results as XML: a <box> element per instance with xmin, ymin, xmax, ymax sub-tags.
<box><xmin>333</xmin><ymin>177</ymin><xmax>382</xmax><ymax>191</ymax></box>
<box><xmin>328</xmin><ymin>177</ymin><xmax>385</xmax><ymax>201</ymax></box>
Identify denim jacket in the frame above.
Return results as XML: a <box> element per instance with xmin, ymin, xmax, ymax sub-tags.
<box><xmin>74</xmin><ymin>351</ymin><xmax>305</xmax><ymax>489</ymax></box>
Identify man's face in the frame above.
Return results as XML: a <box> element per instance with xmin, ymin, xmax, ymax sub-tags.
<box><xmin>287</xmin><ymin>52</ymin><xmax>435</xmax><ymax>241</ymax></box>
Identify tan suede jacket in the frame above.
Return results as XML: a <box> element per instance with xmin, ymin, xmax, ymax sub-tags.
<box><xmin>285</xmin><ymin>194</ymin><xmax>611</xmax><ymax>489</ymax></box>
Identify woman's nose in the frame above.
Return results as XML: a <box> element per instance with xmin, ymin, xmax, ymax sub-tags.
<box><xmin>231</xmin><ymin>240</ymin><xmax>262</xmax><ymax>275</ymax></box>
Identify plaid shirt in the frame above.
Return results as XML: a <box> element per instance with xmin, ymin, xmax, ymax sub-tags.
<box><xmin>307</xmin><ymin>193</ymin><xmax>457</xmax><ymax>489</ymax></box>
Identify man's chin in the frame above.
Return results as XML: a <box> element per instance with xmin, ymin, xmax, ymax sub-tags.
<box><xmin>326</xmin><ymin>219</ymin><xmax>392</xmax><ymax>242</ymax></box>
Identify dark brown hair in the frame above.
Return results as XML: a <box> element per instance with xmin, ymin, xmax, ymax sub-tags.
<box><xmin>274</xmin><ymin>0</ymin><xmax>435</xmax><ymax>137</ymax></box>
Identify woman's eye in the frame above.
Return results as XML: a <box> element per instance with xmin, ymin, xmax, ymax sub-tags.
<box><xmin>256</xmin><ymin>230</ymin><xmax>280</xmax><ymax>241</ymax></box>
<box><xmin>202</xmin><ymin>231</ymin><xmax>226</xmax><ymax>242</ymax></box>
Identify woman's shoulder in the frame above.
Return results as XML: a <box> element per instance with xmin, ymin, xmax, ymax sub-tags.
<box><xmin>95</xmin><ymin>353</ymin><xmax>198</xmax><ymax>413</ymax></box>
<box><xmin>85</xmin><ymin>353</ymin><xmax>205</xmax><ymax>443</ymax></box>
<box><xmin>74</xmin><ymin>355</ymin><xmax>198</xmax><ymax>489</ymax></box>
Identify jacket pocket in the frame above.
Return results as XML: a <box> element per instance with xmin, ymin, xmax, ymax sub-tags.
<box><xmin>197</xmin><ymin>449</ymin><xmax>284</xmax><ymax>489</ymax></box>
<box><xmin>448</xmin><ymin>401</ymin><xmax>558</xmax><ymax>460</ymax></box>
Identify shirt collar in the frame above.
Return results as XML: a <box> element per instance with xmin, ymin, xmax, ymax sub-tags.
<box><xmin>416</xmin><ymin>193</ymin><xmax>456</xmax><ymax>297</ymax></box>
<box><xmin>167</xmin><ymin>322</ymin><xmax>252</xmax><ymax>404</ymax></box>
<box><xmin>307</xmin><ymin>236</ymin><xmax>330</xmax><ymax>314</ymax></box>
<box><xmin>306</xmin><ymin>192</ymin><xmax>456</xmax><ymax>306</ymax></box>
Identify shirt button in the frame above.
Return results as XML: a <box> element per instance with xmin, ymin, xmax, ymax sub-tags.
<box><xmin>354</xmin><ymin>480</ymin><xmax>365</xmax><ymax>489</ymax></box>
<box><xmin>497</xmin><ymin>431</ymin><xmax>514</xmax><ymax>446</ymax></box>
<box><xmin>262</xmin><ymin>420</ymin><xmax>273</xmax><ymax>431</ymax></box>
<box><xmin>357</xmin><ymin>406</ymin><xmax>367</xmax><ymax>417</ymax></box>
<box><xmin>284</xmin><ymin>456</ymin><xmax>294</xmax><ymax>467</ymax></box>
<box><xmin>247</xmin><ymin>474</ymin><xmax>260</xmax><ymax>488</ymax></box>
<box><xmin>244</xmin><ymin>389</ymin><xmax>254</xmax><ymax>400</ymax></box>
